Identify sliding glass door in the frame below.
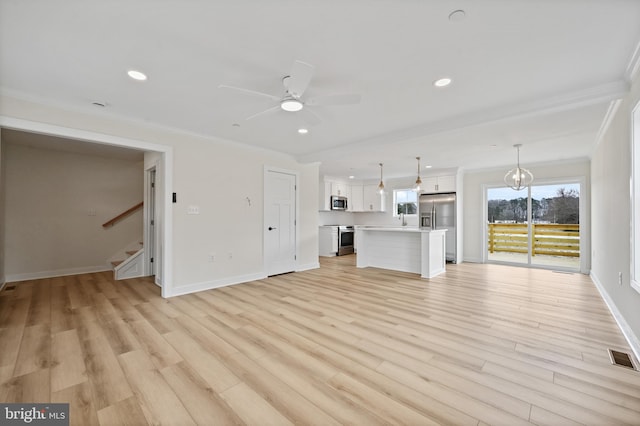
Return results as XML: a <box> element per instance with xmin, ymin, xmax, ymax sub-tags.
<box><xmin>486</xmin><ymin>181</ymin><xmax>581</xmax><ymax>270</ymax></box>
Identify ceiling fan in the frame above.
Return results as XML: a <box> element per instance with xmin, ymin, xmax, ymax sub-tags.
<box><xmin>219</xmin><ymin>60</ymin><xmax>361</xmax><ymax>125</ymax></box>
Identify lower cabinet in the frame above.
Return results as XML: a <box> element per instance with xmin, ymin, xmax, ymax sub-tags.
<box><xmin>319</xmin><ymin>226</ymin><xmax>338</xmax><ymax>257</ymax></box>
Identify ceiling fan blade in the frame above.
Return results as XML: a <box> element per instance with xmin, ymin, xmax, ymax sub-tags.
<box><xmin>218</xmin><ymin>84</ymin><xmax>281</xmax><ymax>102</ymax></box>
<box><xmin>299</xmin><ymin>107</ymin><xmax>322</xmax><ymax>126</ymax></box>
<box><xmin>306</xmin><ymin>93</ymin><xmax>361</xmax><ymax>106</ymax></box>
<box><xmin>245</xmin><ymin>105</ymin><xmax>280</xmax><ymax>121</ymax></box>
<box><xmin>286</xmin><ymin>60</ymin><xmax>315</xmax><ymax>98</ymax></box>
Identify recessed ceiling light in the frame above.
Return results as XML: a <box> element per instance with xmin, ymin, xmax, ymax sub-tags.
<box><xmin>425</xmin><ymin>165</ymin><xmax>433</xmax><ymax>169</ymax></box>
<box><xmin>298</xmin><ymin>128</ymin><xmax>308</xmax><ymax>134</ymax></box>
<box><xmin>349</xmin><ymin>175</ymin><xmax>355</xmax><ymax>179</ymax></box>
<box><xmin>434</xmin><ymin>78</ymin><xmax>452</xmax><ymax>88</ymax></box>
<box><xmin>127</xmin><ymin>70</ymin><xmax>147</xmax><ymax>81</ymax></box>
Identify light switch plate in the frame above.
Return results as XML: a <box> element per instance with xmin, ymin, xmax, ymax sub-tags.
<box><xmin>187</xmin><ymin>205</ymin><xmax>200</xmax><ymax>215</ymax></box>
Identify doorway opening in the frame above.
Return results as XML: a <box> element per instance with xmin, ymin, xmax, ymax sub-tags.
<box><xmin>486</xmin><ymin>181</ymin><xmax>582</xmax><ymax>271</ymax></box>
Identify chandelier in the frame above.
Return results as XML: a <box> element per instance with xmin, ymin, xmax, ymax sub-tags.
<box><xmin>504</xmin><ymin>144</ymin><xmax>533</xmax><ymax>190</ymax></box>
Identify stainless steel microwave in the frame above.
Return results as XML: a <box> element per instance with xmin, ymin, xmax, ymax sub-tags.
<box><xmin>331</xmin><ymin>195</ymin><xmax>348</xmax><ymax>210</ymax></box>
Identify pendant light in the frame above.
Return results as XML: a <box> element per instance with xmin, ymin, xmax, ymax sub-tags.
<box><xmin>377</xmin><ymin>163</ymin><xmax>385</xmax><ymax>194</ymax></box>
<box><xmin>504</xmin><ymin>144</ymin><xmax>534</xmax><ymax>190</ymax></box>
<box><xmin>413</xmin><ymin>156</ymin><xmax>422</xmax><ymax>192</ymax></box>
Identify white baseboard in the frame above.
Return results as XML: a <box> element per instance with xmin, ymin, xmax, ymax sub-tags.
<box><xmin>590</xmin><ymin>271</ymin><xmax>640</xmax><ymax>362</ymax></box>
<box><xmin>297</xmin><ymin>262</ymin><xmax>320</xmax><ymax>272</ymax></box>
<box><xmin>168</xmin><ymin>272</ymin><xmax>267</xmax><ymax>298</ymax></box>
<box><xmin>463</xmin><ymin>257</ymin><xmax>483</xmax><ymax>263</ymax></box>
<box><xmin>6</xmin><ymin>265</ymin><xmax>112</xmax><ymax>282</ymax></box>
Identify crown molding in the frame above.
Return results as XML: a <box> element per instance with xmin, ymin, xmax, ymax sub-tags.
<box><xmin>593</xmin><ymin>99</ymin><xmax>623</xmax><ymax>149</ymax></box>
<box><xmin>625</xmin><ymin>39</ymin><xmax>640</xmax><ymax>83</ymax></box>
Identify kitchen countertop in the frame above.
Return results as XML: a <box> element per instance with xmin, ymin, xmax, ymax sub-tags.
<box><xmin>355</xmin><ymin>226</ymin><xmax>446</xmax><ymax>233</ymax></box>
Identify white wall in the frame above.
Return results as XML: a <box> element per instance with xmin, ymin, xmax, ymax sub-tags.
<box><xmin>4</xmin><ymin>142</ymin><xmax>143</xmax><ymax>280</ymax></box>
<box><xmin>462</xmin><ymin>160</ymin><xmax>591</xmax><ymax>268</ymax></box>
<box><xmin>0</xmin><ymin>129</ymin><xmax>5</xmax><ymax>286</ymax></box>
<box><xmin>0</xmin><ymin>94</ymin><xmax>319</xmax><ymax>294</ymax></box>
<box><xmin>591</xmin><ymin>70</ymin><xmax>640</xmax><ymax>356</ymax></box>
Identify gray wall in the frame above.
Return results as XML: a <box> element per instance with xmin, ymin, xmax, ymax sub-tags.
<box><xmin>0</xmin><ymin>94</ymin><xmax>320</xmax><ymax>295</ymax></box>
<box><xmin>4</xmin><ymin>142</ymin><xmax>143</xmax><ymax>280</ymax></box>
<box><xmin>591</xmin><ymin>70</ymin><xmax>640</xmax><ymax>354</ymax></box>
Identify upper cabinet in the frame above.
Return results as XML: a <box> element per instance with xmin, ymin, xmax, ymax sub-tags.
<box><xmin>331</xmin><ymin>182</ymin><xmax>349</xmax><ymax>197</ymax></box>
<box><xmin>319</xmin><ymin>178</ymin><xmax>384</xmax><ymax>212</ymax></box>
<box><xmin>319</xmin><ymin>180</ymin><xmax>332</xmax><ymax>211</ymax></box>
<box><xmin>350</xmin><ymin>184</ymin><xmax>364</xmax><ymax>212</ymax></box>
<box><xmin>363</xmin><ymin>184</ymin><xmax>386</xmax><ymax>212</ymax></box>
<box><xmin>422</xmin><ymin>175</ymin><xmax>456</xmax><ymax>193</ymax></box>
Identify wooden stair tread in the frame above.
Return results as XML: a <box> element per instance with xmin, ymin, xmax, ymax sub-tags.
<box><xmin>126</xmin><ymin>250</ymin><xmax>138</xmax><ymax>256</ymax></box>
<box><xmin>111</xmin><ymin>260</ymin><xmax>124</xmax><ymax>267</ymax></box>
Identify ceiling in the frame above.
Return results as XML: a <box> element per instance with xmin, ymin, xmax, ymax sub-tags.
<box><xmin>1</xmin><ymin>0</ymin><xmax>639</xmax><ymax>180</ymax></box>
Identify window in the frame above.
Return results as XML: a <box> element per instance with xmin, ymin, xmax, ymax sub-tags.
<box><xmin>394</xmin><ymin>189</ymin><xmax>418</xmax><ymax>216</ymax></box>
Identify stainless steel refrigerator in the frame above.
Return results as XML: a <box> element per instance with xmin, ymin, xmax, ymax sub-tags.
<box><xmin>419</xmin><ymin>192</ymin><xmax>457</xmax><ymax>263</ymax></box>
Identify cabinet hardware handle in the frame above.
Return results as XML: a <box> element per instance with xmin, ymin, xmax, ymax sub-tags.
<box><xmin>268</xmin><ymin>227</ymin><xmax>277</xmax><ymax>231</ymax></box>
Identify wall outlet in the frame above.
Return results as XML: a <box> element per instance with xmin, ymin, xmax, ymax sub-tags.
<box><xmin>209</xmin><ymin>253</ymin><xmax>215</xmax><ymax>263</ymax></box>
<box><xmin>187</xmin><ymin>205</ymin><xmax>200</xmax><ymax>215</ymax></box>
<box><xmin>619</xmin><ymin>271</ymin><xmax>623</xmax><ymax>285</ymax></box>
<box><xmin>227</xmin><ymin>252</ymin><xmax>233</xmax><ymax>260</ymax></box>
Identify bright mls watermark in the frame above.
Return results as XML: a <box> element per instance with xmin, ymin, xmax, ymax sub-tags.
<box><xmin>0</xmin><ymin>404</ymin><xmax>69</xmax><ymax>425</ymax></box>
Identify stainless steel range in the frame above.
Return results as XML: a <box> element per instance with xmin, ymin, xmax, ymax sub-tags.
<box><xmin>337</xmin><ymin>225</ymin><xmax>354</xmax><ymax>256</ymax></box>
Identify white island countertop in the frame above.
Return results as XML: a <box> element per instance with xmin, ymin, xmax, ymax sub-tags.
<box><xmin>355</xmin><ymin>226</ymin><xmax>447</xmax><ymax>278</ymax></box>
<box><xmin>355</xmin><ymin>225</ymin><xmax>429</xmax><ymax>232</ymax></box>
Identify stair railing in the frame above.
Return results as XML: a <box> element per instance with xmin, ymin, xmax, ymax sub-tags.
<box><xmin>102</xmin><ymin>202</ymin><xmax>143</xmax><ymax>228</ymax></box>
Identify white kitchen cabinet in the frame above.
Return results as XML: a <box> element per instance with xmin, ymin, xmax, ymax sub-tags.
<box><xmin>363</xmin><ymin>184</ymin><xmax>386</xmax><ymax>212</ymax></box>
<box><xmin>319</xmin><ymin>181</ymin><xmax>332</xmax><ymax>211</ymax></box>
<box><xmin>319</xmin><ymin>226</ymin><xmax>338</xmax><ymax>257</ymax></box>
<box><xmin>331</xmin><ymin>182</ymin><xmax>349</xmax><ymax>197</ymax></box>
<box><xmin>349</xmin><ymin>184</ymin><xmax>364</xmax><ymax>212</ymax></box>
<box><xmin>422</xmin><ymin>175</ymin><xmax>456</xmax><ymax>193</ymax></box>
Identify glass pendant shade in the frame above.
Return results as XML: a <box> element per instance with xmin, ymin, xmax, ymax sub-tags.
<box><xmin>413</xmin><ymin>156</ymin><xmax>422</xmax><ymax>192</ymax></box>
<box><xmin>504</xmin><ymin>144</ymin><xmax>534</xmax><ymax>190</ymax></box>
<box><xmin>378</xmin><ymin>163</ymin><xmax>385</xmax><ymax>194</ymax></box>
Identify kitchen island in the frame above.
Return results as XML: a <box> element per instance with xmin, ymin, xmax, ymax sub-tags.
<box><xmin>355</xmin><ymin>226</ymin><xmax>447</xmax><ymax>278</ymax></box>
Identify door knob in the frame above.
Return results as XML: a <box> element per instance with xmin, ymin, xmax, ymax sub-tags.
<box><xmin>268</xmin><ymin>226</ymin><xmax>277</xmax><ymax>231</ymax></box>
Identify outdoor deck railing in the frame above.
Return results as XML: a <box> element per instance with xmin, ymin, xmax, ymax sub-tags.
<box><xmin>488</xmin><ymin>223</ymin><xmax>580</xmax><ymax>257</ymax></box>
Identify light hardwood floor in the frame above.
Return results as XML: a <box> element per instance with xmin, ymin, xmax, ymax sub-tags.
<box><xmin>1</xmin><ymin>256</ymin><xmax>640</xmax><ymax>425</ymax></box>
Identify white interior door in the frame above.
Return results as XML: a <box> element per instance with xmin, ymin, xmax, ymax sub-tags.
<box><xmin>264</xmin><ymin>169</ymin><xmax>297</xmax><ymax>276</ymax></box>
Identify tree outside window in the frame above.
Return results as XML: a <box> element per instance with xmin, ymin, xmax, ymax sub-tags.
<box><xmin>394</xmin><ymin>189</ymin><xmax>418</xmax><ymax>216</ymax></box>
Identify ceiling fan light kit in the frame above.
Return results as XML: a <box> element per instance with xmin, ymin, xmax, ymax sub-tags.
<box><xmin>281</xmin><ymin>98</ymin><xmax>303</xmax><ymax>112</ymax></box>
<box><xmin>504</xmin><ymin>144</ymin><xmax>534</xmax><ymax>190</ymax></box>
<box><xmin>219</xmin><ymin>59</ymin><xmax>361</xmax><ymax>125</ymax></box>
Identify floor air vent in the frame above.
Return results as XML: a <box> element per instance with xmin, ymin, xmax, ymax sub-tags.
<box><xmin>608</xmin><ymin>349</ymin><xmax>637</xmax><ymax>370</ymax></box>
<box><xmin>4</xmin><ymin>285</ymin><xmax>16</xmax><ymax>291</ymax></box>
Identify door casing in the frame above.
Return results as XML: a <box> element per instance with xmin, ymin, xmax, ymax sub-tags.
<box><xmin>263</xmin><ymin>166</ymin><xmax>299</xmax><ymax>276</ymax></box>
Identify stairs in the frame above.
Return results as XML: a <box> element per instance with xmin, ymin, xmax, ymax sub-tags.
<box><xmin>112</xmin><ymin>242</ymin><xmax>145</xmax><ymax>280</ymax></box>
<box><xmin>110</xmin><ymin>250</ymin><xmax>139</xmax><ymax>268</ymax></box>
